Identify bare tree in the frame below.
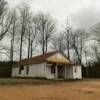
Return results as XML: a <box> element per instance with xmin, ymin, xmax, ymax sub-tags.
<box><xmin>63</xmin><ymin>19</ymin><xmax>72</xmax><ymax>60</ymax></box>
<box><xmin>91</xmin><ymin>44</ymin><xmax>100</xmax><ymax>63</ymax></box>
<box><xmin>9</xmin><ymin>9</ymin><xmax>18</xmax><ymax>61</ymax></box>
<box><xmin>19</xmin><ymin>6</ymin><xmax>30</xmax><ymax>61</ymax></box>
<box><xmin>91</xmin><ymin>23</ymin><xmax>100</xmax><ymax>43</ymax></box>
<box><xmin>0</xmin><ymin>0</ymin><xmax>7</xmax><ymax>16</ymax></box>
<box><xmin>35</xmin><ymin>13</ymin><xmax>56</xmax><ymax>54</ymax></box>
<box><xmin>29</xmin><ymin>16</ymin><xmax>39</xmax><ymax>57</ymax></box>
<box><xmin>27</xmin><ymin>15</ymin><xmax>39</xmax><ymax>58</ymax></box>
<box><xmin>51</xmin><ymin>33</ymin><xmax>66</xmax><ymax>54</ymax></box>
<box><xmin>71</xmin><ymin>29</ymin><xmax>87</xmax><ymax>64</ymax></box>
<box><xmin>89</xmin><ymin>22</ymin><xmax>100</xmax><ymax>64</ymax></box>
<box><xmin>0</xmin><ymin>0</ymin><xmax>13</xmax><ymax>41</ymax></box>
<box><xmin>0</xmin><ymin>12</ymin><xmax>13</xmax><ymax>41</ymax></box>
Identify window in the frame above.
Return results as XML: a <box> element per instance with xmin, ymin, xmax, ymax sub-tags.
<box><xmin>19</xmin><ymin>66</ymin><xmax>24</xmax><ymax>74</ymax></box>
<box><xmin>51</xmin><ymin>66</ymin><xmax>55</xmax><ymax>73</ymax></box>
<box><xmin>26</xmin><ymin>66</ymin><xmax>29</xmax><ymax>74</ymax></box>
<box><xmin>74</xmin><ymin>67</ymin><xmax>77</xmax><ymax>73</ymax></box>
<box><xmin>51</xmin><ymin>64</ymin><xmax>56</xmax><ymax>73</ymax></box>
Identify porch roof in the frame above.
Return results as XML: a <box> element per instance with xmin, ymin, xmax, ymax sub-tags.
<box><xmin>47</xmin><ymin>57</ymin><xmax>71</xmax><ymax>64</ymax></box>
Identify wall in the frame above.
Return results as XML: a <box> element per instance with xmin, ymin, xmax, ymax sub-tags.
<box><xmin>12</xmin><ymin>62</ymin><xmax>56</xmax><ymax>79</ymax></box>
<box><xmin>73</xmin><ymin>66</ymin><xmax>82</xmax><ymax>79</ymax></box>
<box><xmin>12</xmin><ymin>64</ymin><xmax>82</xmax><ymax>79</ymax></box>
<box><xmin>12</xmin><ymin>67</ymin><xmax>19</xmax><ymax>77</ymax></box>
<box><xmin>12</xmin><ymin>62</ymin><xmax>47</xmax><ymax>78</ymax></box>
<box><xmin>66</xmin><ymin>66</ymin><xmax>73</xmax><ymax>79</ymax></box>
<box><xmin>46</xmin><ymin>64</ymin><xmax>55</xmax><ymax>79</ymax></box>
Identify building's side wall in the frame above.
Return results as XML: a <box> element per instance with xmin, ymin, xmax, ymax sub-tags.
<box><xmin>45</xmin><ymin>65</ymin><xmax>55</xmax><ymax>79</ymax></box>
<box><xmin>28</xmin><ymin>63</ymin><xmax>46</xmax><ymax>78</ymax></box>
<box><xmin>66</xmin><ymin>67</ymin><xmax>73</xmax><ymax>79</ymax></box>
<box><xmin>12</xmin><ymin>62</ymin><xmax>47</xmax><ymax>78</ymax></box>
<box><xmin>73</xmin><ymin>66</ymin><xmax>82</xmax><ymax>79</ymax></box>
<box><xmin>12</xmin><ymin>67</ymin><xmax>19</xmax><ymax>77</ymax></box>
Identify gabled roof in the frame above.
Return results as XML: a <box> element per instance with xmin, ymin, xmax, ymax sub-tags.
<box><xmin>15</xmin><ymin>51</ymin><xmax>72</xmax><ymax>66</ymax></box>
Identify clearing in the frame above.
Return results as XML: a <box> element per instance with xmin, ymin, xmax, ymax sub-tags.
<box><xmin>0</xmin><ymin>79</ymin><xmax>100</xmax><ymax>100</ymax></box>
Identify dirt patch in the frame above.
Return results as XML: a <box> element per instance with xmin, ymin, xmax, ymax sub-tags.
<box><xmin>0</xmin><ymin>79</ymin><xmax>100</xmax><ymax>100</ymax></box>
<box><xmin>72</xmin><ymin>88</ymin><xmax>95</xmax><ymax>94</ymax></box>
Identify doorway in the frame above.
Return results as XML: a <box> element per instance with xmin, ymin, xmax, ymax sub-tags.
<box><xmin>57</xmin><ymin>65</ymin><xmax>65</xmax><ymax>78</ymax></box>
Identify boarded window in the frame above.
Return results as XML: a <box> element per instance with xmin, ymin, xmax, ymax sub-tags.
<box><xmin>19</xmin><ymin>66</ymin><xmax>24</xmax><ymax>74</ymax></box>
<box><xmin>26</xmin><ymin>66</ymin><xmax>29</xmax><ymax>74</ymax></box>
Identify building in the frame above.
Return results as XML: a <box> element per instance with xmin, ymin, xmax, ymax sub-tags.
<box><xmin>12</xmin><ymin>51</ymin><xmax>82</xmax><ymax>79</ymax></box>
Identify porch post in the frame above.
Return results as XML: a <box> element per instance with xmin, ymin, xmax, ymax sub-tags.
<box><xmin>65</xmin><ymin>64</ymin><xmax>67</xmax><ymax>80</ymax></box>
<box><xmin>55</xmin><ymin>64</ymin><xmax>58</xmax><ymax>79</ymax></box>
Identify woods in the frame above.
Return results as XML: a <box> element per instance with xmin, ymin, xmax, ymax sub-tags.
<box><xmin>0</xmin><ymin>0</ymin><xmax>100</xmax><ymax>78</ymax></box>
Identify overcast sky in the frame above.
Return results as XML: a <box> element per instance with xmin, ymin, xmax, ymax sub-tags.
<box><xmin>6</xmin><ymin>0</ymin><xmax>100</xmax><ymax>29</ymax></box>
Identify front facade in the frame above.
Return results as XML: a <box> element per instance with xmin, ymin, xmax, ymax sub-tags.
<box><xmin>12</xmin><ymin>51</ymin><xmax>82</xmax><ymax>79</ymax></box>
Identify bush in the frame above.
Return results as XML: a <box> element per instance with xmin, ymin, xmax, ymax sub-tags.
<box><xmin>0</xmin><ymin>61</ymin><xmax>16</xmax><ymax>77</ymax></box>
<box><xmin>82</xmin><ymin>62</ymin><xmax>100</xmax><ymax>78</ymax></box>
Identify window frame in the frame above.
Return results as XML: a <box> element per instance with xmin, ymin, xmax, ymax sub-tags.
<box><xmin>19</xmin><ymin>66</ymin><xmax>24</xmax><ymax>74</ymax></box>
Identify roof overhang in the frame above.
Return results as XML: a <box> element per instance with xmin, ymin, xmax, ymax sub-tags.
<box><xmin>47</xmin><ymin>57</ymin><xmax>72</xmax><ymax>65</ymax></box>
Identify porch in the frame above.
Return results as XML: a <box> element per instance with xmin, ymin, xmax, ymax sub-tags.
<box><xmin>47</xmin><ymin>62</ymin><xmax>73</xmax><ymax>80</ymax></box>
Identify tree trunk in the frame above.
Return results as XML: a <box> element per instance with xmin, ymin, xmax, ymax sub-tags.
<box><xmin>11</xmin><ymin>15</ymin><xmax>16</xmax><ymax>62</ymax></box>
<box><xmin>42</xmin><ymin>27</ymin><xmax>45</xmax><ymax>55</ymax></box>
<box><xmin>67</xmin><ymin>30</ymin><xmax>70</xmax><ymax>60</ymax></box>
<box><xmin>19</xmin><ymin>34</ymin><xmax>23</xmax><ymax>61</ymax></box>
<box><xmin>45</xmin><ymin>34</ymin><xmax>48</xmax><ymax>54</ymax></box>
<box><xmin>10</xmin><ymin>40</ymin><xmax>13</xmax><ymax>61</ymax></box>
<box><xmin>27</xmin><ymin>32</ymin><xmax>31</xmax><ymax>59</ymax></box>
<box><xmin>74</xmin><ymin>46</ymin><xmax>81</xmax><ymax>64</ymax></box>
<box><xmin>30</xmin><ymin>40</ymin><xmax>33</xmax><ymax>57</ymax></box>
<box><xmin>19</xmin><ymin>26</ymin><xmax>25</xmax><ymax>61</ymax></box>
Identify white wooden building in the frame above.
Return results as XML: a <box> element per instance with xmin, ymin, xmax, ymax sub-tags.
<box><xmin>12</xmin><ymin>51</ymin><xmax>82</xmax><ymax>79</ymax></box>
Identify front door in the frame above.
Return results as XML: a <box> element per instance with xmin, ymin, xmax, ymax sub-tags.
<box><xmin>58</xmin><ymin>65</ymin><xmax>64</xmax><ymax>78</ymax></box>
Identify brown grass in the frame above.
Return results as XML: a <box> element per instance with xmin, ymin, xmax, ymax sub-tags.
<box><xmin>0</xmin><ymin>79</ymin><xmax>100</xmax><ymax>100</ymax></box>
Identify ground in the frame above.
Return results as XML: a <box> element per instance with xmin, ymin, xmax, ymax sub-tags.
<box><xmin>0</xmin><ymin>79</ymin><xmax>100</xmax><ymax>100</ymax></box>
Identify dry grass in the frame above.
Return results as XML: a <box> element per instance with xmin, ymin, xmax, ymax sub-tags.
<box><xmin>0</xmin><ymin>79</ymin><xmax>100</xmax><ymax>100</ymax></box>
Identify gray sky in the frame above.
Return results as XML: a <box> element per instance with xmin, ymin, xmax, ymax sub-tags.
<box><xmin>6</xmin><ymin>0</ymin><xmax>100</xmax><ymax>29</ymax></box>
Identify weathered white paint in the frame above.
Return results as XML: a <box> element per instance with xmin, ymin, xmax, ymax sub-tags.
<box><xmin>12</xmin><ymin>62</ymin><xmax>46</xmax><ymax>78</ymax></box>
<box><xmin>12</xmin><ymin>62</ymin><xmax>56</xmax><ymax>79</ymax></box>
<box><xmin>73</xmin><ymin>66</ymin><xmax>82</xmax><ymax>79</ymax></box>
<box><xmin>64</xmin><ymin>65</ymin><xmax>82</xmax><ymax>79</ymax></box>
<box><xmin>66</xmin><ymin>67</ymin><xmax>73</xmax><ymax>79</ymax></box>
<box><xmin>12</xmin><ymin>64</ymin><xmax>82</xmax><ymax>79</ymax></box>
<box><xmin>45</xmin><ymin>65</ymin><xmax>55</xmax><ymax>79</ymax></box>
<box><xmin>12</xmin><ymin>67</ymin><xmax>19</xmax><ymax>77</ymax></box>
